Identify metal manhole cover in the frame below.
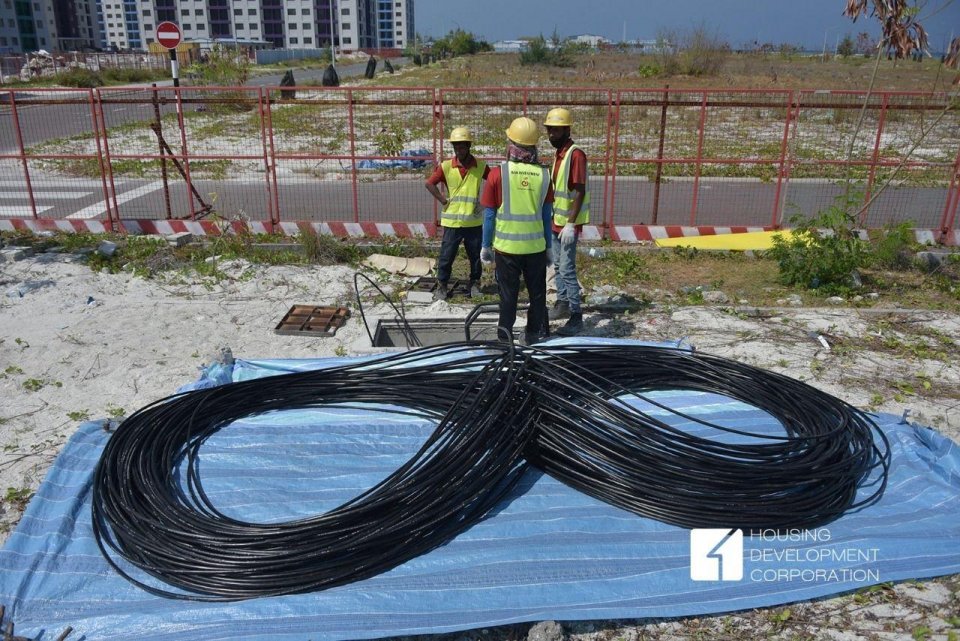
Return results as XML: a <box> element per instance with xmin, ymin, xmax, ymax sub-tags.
<box><xmin>275</xmin><ymin>305</ymin><xmax>350</xmax><ymax>337</ymax></box>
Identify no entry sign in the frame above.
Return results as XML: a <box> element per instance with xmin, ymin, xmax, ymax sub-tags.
<box><xmin>156</xmin><ymin>21</ymin><xmax>182</xmax><ymax>49</ymax></box>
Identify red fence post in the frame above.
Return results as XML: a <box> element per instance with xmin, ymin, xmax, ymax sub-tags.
<box><xmin>861</xmin><ymin>93</ymin><xmax>890</xmax><ymax>226</ymax></box>
<box><xmin>608</xmin><ymin>91</ymin><xmax>623</xmax><ymax>234</ymax></box>
<box><xmin>347</xmin><ymin>88</ymin><xmax>360</xmax><ymax>224</ymax></box>
<box><xmin>256</xmin><ymin>87</ymin><xmax>275</xmax><ymax>224</ymax></box>
<box><xmin>174</xmin><ymin>87</ymin><xmax>197</xmax><ymax>220</ymax></box>
<box><xmin>771</xmin><ymin>91</ymin><xmax>795</xmax><ymax>228</ymax></box>
<box><xmin>262</xmin><ymin>88</ymin><xmax>281</xmax><ymax>225</ymax></box>
<box><xmin>938</xmin><ymin>145</ymin><xmax>960</xmax><ymax>239</ymax></box>
<box><xmin>89</xmin><ymin>89</ymin><xmax>116</xmax><ymax>230</ymax></box>
<box><xmin>600</xmin><ymin>89</ymin><xmax>614</xmax><ymax>239</ymax></box>
<box><xmin>652</xmin><ymin>85</ymin><xmax>669</xmax><ymax>225</ymax></box>
<box><xmin>434</xmin><ymin>88</ymin><xmax>442</xmax><ymax>228</ymax></box>
<box><xmin>7</xmin><ymin>90</ymin><xmax>38</xmax><ymax>219</ymax></box>
<box><xmin>96</xmin><ymin>89</ymin><xmax>122</xmax><ymax>226</ymax></box>
<box><xmin>689</xmin><ymin>91</ymin><xmax>708</xmax><ymax>227</ymax></box>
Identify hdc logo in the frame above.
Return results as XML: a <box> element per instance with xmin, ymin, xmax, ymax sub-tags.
<box><xmin>690</xmin><ymin>528</ymin><xmax>743</xmax><ymax>581</ymax></box>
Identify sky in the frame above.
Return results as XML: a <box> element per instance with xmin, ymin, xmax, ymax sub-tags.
<box><xmin>414</xmin><ymin>0</ymin><xmax>959</xmax><ymax>53</ymax></box>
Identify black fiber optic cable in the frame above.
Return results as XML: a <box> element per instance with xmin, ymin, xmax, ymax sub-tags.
<box><xmin>522</xmin><ymin>344</ymin><xmax>890</xmax><ymax>530</ymax></box>
<box><xmin>92</xmin><ymin>342</ymin><xmax>533</xmax><ymax>601</ymax></box>
<box><xmin>91</xmin><ymin>341</ymin><xmax>890</xmax><ymax>601</ymax></box>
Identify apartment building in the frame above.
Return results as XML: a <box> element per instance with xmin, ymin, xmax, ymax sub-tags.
<box><xmin>0</xmin><ymin>0</ymin><xmax>410</xmax><ymax>53</ymax></box>
<box><xmin>0</xmin><ymin>0</ymin><xmax>100</xmax><ymax>52</ymax></box>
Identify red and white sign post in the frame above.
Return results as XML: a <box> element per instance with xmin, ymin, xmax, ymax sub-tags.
<box><xmin>155</xmin><ymin>21</ymin><xmax>183</xmax><ymax>87</ymax></box>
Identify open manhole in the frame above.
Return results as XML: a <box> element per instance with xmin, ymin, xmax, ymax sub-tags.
<box><xmin>371</xmin><ymin>304</ymin><xmax>522</xmax><ymax>347</ymax></box>
<box><xmin>372</xmin><ymin>318</ymin><xmax>507</xmax><ymax>347</ymax></box>
<box><xmin>275</xmin><ymin>305</ymin><xmax>350</xmax><ymax>337</ymax></box>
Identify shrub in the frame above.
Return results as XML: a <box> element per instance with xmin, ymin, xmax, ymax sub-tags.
<box><xmin>655</xmin><ymin>24</ymin><xmax>729</xmax><ymax>77</ymax></box>
<box><xmin>768</xmin><ymin>195</ymin><xmax>869</xmax><ymax>292</ymax></box>
<box><xmin>519</xmin><ymin>31</ymin><xmax>576</xmax><ymax>68</ymax></box>
<box><xmin>56</xmin><ymin>67</ymin><xmax>104</xmax><ymax>88</ymax></box>
<box><xmin>872</xmin><ymin>220</ymin><xmax>916</xmax><ymax>270</ymax></box>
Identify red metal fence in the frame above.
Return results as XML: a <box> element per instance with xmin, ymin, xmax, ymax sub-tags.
<box><xmin>0</xmin><ymin>52</ymin><xmax>172</xmax><ymax>86</ymax></box>
<box><xmin>1</xmin><ymin>86</ymin><xmax>958</xmax><ymax>241</ymax></box>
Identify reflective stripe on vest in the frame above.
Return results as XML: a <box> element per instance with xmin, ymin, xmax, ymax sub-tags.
<box><xmin>494</xmin><ymin>161</ymin><xmax>548</xmax><ymax>255</ymax></box>
<box><xmin>440</xmin><ymin>158</ymin><xmax>486</xmax><ymax>228</ymax></box>
<box><xmin>552</xmin><ymin>143</ymin><xmax>590</xmax><ymax>226</ymax></box>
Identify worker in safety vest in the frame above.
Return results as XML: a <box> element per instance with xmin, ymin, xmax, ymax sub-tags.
<box><xmin>545</xmin><ymin>107</ymin><xmax>590</xmax><ymax>336</ymax></box>
<box><xmin>425</xmin><ymin>127</ymin><xmax>490</xmax><ymax>300</ymax></box>
<box><xmin>479</xmin><ymin>117</ymin><xmax>555</xmax><ymax>345</ymax></box>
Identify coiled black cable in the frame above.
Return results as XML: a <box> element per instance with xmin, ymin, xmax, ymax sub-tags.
<box><xmin>522</xmin><ymin>344</ymin><xmax>889</xmax><ymax>530</ymax></box>
<box><xmin>92</xmin><ymin>342</ymin><xmax>533</xmax><ymax>601</ymax></box>
<box><xmin>91</xmin><ymin>341</ymin><xmax>890</xmax><ymax>601</ymax></box>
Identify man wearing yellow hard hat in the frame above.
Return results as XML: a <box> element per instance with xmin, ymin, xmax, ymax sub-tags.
<box><xmin>424</xmin><ymin>126</ymin><xmax>491</xmax><ymax>300</ymax></box>
<box><xmin>478</xmin><ymin>116</ymin><xmax>555</xmax><ymax>345</ymax></box>
<box><xmin>545</xmin><ymin>107</ymin><xmax>589</xmax><ymax>336</ymax></box>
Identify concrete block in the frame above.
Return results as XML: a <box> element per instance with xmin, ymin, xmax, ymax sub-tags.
<box><xmin>165</xmin><ymin>232</ymin><xmax>194</xmax><ymax>247</ymax></box>
<box><xmin>405</xmin><ymin>290</ymin><xmax>435</xmax><ymax>304</ymax></box>
<box><xmin>0</xmin><ymin>247</ymin><xmax>35</xmax><ymax>262</ymax></box>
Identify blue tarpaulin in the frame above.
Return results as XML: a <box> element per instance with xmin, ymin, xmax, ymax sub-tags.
<box><xmin>1</xmin><ymin>338</ymin><xmax>959</xmax><ymax>641</ymax></box>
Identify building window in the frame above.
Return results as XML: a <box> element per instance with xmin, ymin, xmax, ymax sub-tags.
<box><xmin>288</xmin><ymin>22</ymin><xmax>296</xmax><ymax>29</ymax></box>
<box><xmin>181</xmin><ymin>8</ymin><xmax>189</xmax><ymax>14</ymax></box>
<box><xmin>342</xmin><ymin>36</ymin><xmax>351</xmax><ymax>43</ymax></box>
<box><xmin>0</xmin><ymin>37</ymin><xmax>6</xmax><ymax>46</ymax></box>
<box><xmin>301</xmin><ymin>7</ymin><xmax>309</xmax><ymax>14</ymax></box>
<box><xmin>143</xmin><ymin>23</ymin><xmax>151</xmax><ymax>30</ymax></box>
<box><xmin>248</xmin><ymin>8</ymin><xmax>256</xmax><ymax>14</ymax></box>
<box><xmin>286</xmin><ymin>7</ymin><xmax>294</xmax><ymax>14</ymax></box>
<box><xmin>249</xmin><ymin>23</ymin><xmax>257</xmax><ymax>29</ymax></box>
<box><xmin>302</xmin><ymin>22</ymin><xmax>309</xmax><ymax>28</ymax></box>
<box><xmin>303</xmin><ymin>36</ymin><xmax>311</xmax><ymax>43</ymax></box>
<box><xmin>142</xmin><ymin>8</ymin><xmax>150</xmax><ymax>15</ymax></box>
<box><xmin>183</xmin><ymin>23</ymin><xmax>191</xmax><ymax>29</ymax></box>
<box><xmin>289</xmin><ymin>37</ymin><xmax>297</xmax><ymax>43</ymax></box>
<box><xmin>234</xmin><ymin>7</ymin><xmax>241</xmax><ymax>14</ymax></box>
<box><xmin>197</xmin><ymin>23</ymin><xmax>204</xmax><ymax>29</ymax></box>
<box><xmin>236</xmin><ymin>23</ymin><xmax>244</xmax><ymax>29</ymax></box>
<box><xmin>341</xmin><ymin>7</ymin><xmax>349</xmax><ymax>14</ymax></box>
<box><xmin>195</xmin><ymin>8</ymin><xmax>202</xmax><ymax>15</ymax></box>
<box><xmin>342</xmin><ymin>22</ymin><xmax>350</xmax><ymax>29</ymax></box>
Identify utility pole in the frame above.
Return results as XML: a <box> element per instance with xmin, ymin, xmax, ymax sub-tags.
<box><xmin>328</xmin><ymin>0</ymin><xmax>337</xmax><ymax>67</ymax></box>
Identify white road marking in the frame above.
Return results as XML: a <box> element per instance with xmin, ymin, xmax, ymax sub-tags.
<box><xmin>0</xmin><ymin>205</ymin><xmax>52</xmax><ymax>216</ymax></box>
<box><xmin>68</xmin><ymin>181</ymin><xmax>165</xmax><ymax>219</ymax></box>
<box><xmin>0</xmin><ymin>191</ymin><xmax>91</xmax><ymax>199</ymax></box>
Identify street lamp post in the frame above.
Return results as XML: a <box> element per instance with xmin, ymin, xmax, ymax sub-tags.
<box><xmin>822</xmin><ymin>26</ymin><xmax>839</xmax><ymax>61</ymax></box>
<box><xmin>328</xmin><ymin>0</ymin><xmax>336</xmax><ymax>67</ymax></box>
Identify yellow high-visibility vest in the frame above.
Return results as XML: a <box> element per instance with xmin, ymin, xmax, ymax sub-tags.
<box><xmin>440</xmin><ymin>159</ymin><xmax>486</xmax><ymax>228</ymax></box>
<box><xmin>552</xmin><ymin>144</ymin><xmax>590</xmax><ymax>226</ymax></box>
<box><xmin>494</xmin><ymin>161</ymin><xmax>549</xmax><ymax>255</ymax></box>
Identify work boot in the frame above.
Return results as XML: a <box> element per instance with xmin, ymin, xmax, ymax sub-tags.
<box><xmin>548</xmin><ymin>300</ymin><xmax>570</xmax><ymax>321</ymax></box>
<box><xmin>556</xmin><ymin>312</ymin><xmax>583</xmax><ymax>336</ymax></box>
<box><xmin>433</xmin><ymin>282</ymin><xmax>448</xmax><ymax>301</ymax></box>
<box><xmin>523</xmin><ymin>332</ymin><xmax>548</xmax><ymax>346</ymax></box>
<box><xmin>468</xmin><ymin>280</ymin><xmax>481</xmax><ymax>298</ymax></box>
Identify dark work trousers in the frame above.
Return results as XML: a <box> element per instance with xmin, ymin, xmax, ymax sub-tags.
<box><xmin>494</xmin><ymin>249</ymin><xmax>549</xmax><ymax>341</ymax></box>
<box><xmin>436</xmin><ymin>225</ymin><xmax>483</xmax><ymax>284</ymax></box>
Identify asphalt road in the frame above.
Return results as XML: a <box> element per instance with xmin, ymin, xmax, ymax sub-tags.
<box><xmin>1</xmin><ymin>174</ymin><xmax>949</xmax><ymax>229</ymax></box>
<box><xmin>0</xmin><ymin>57</ymin><xmax>405</xmax><ymax>153</ymax></box>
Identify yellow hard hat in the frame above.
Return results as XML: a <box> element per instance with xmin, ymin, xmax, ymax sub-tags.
<box><xmin>449</xmin><ymin>127</ymin><xmax>472</xmax><ymax>143</ymax></box>
<box><xmin>544</xmin><ymin>107</ymin><xmax>572</xmax><ymax>127</ymax></box>
<box><xmin>505</xmin><ymin>116</ymin><xmax>539</xmax><ymax>146</ymax></box>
